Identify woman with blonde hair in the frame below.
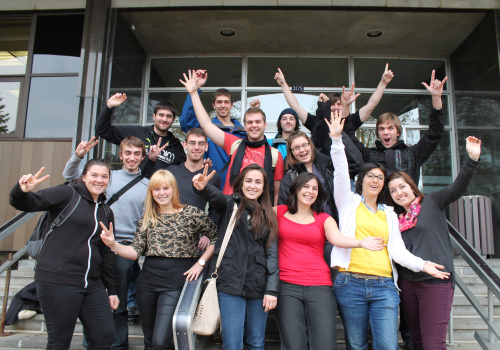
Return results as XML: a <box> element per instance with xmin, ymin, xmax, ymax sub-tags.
<box><xmin>100</xmin><ymin>169</ymin><xmax>216</xmax><ymax>350</ymax></box>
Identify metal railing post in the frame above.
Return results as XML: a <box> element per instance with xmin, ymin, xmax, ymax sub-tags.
<box><xmin>0</xmin><ymin>253</ymin><xmax>14</xmax><ymax>336</ymax></box>
<box><xmin>489</xmin><ymin>289</ymin><xmax>494</xmax><ymax>344</ymax></box>
<box><xmin>448</xmin><ymin>308</ymin><xmax>454</xmax><ymax>345</ymax></box>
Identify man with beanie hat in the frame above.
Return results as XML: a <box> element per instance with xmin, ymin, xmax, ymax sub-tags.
<box><xmin>269</xmin><ymin>108</ymin><xmax>300</xmax><ymax>159</ymax></box>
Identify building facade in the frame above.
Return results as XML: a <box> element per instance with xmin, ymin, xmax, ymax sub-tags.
<box><xmin>1</xmin><ymin>1</ymin><xmax>499</xmax><ymax>254</ymax></box>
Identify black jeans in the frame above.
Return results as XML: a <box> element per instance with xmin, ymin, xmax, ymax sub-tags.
<box><xmin>136</xmin><ymin>282</ymin><xmax>181</xmax><ymax>350</ymax></box>
<box><xmin>36</xmin><ymin>281</ymin><xmax>114</xmax><ymax>350</ymax></box>
<box><xmin>276</xmin><ymin>281</ymin><xmax>337</xmax><ymax>350</ymax></box>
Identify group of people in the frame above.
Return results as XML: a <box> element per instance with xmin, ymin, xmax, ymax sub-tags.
<box><xmin>8</xmin><ymin>63</ymin><xmax>482</xmax><ymax>350</ymax></box>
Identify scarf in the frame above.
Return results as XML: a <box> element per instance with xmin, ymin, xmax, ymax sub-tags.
<box><xmin>398</xmin><ymin>197</ymin><xmax>422</xmax><ymax>232</ymax></box>
<box><xmin>229</xmin><ymin>136</ymin><xmax>274</xmax><ymax>200</ymax></box>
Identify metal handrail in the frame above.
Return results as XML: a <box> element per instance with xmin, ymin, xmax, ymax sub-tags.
<box><xmin>448</xmin><ymin>220</ymin><xmax>500</xmax><ymax>348</ymax></box>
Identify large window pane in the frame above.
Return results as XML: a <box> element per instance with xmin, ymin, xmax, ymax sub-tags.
<box><xmin>247</xmin><ymin>57</ymin><xmax>348</xmax><ymax>87</ymax></box>
<box><xmin>25</xmin><ymin>76</ymin><xmax>79</xmax><ymax>138</ymax></box>
<box><xmin>0</xmin><ymin>19</ymin><xmax>30</xmax><ymax>75</ymax></box>
<box><xmin>31</xmin><ymin>15</ymin><xmax>84</xmax><ymax>74</ymax></box>
<box><xmin>150</xmin><ymin>58</ymin><xmax>242</xmax><ymax>88</ymax></box>
<box><xmin>354</xmin><ymin>58</ymin><xmax>447</xmax><ymax>90</ymax></box>
<box><xmin>108</xmin><ymin>91</ymin><xmax>142</xmax><ymax>124</ymax></box>
<box><xmin>0</xmin><ymin>81</ymin><xmax>20</xmax><ymax>134</ymax></box>
<box><xmin>455</xmin><ymin>94</ymin><xmax>500</xmax><ymax>127</ymax></box>
<box><xmin>355</xmin><ymin>94</ymin><xmax>449</xmax><ymax>125</ymax></box>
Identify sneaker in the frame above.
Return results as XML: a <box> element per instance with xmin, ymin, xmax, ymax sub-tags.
<box><xmin>403</xmin><ymin>336</ymin><xmax>414</xmax><ymax>350</ymax></box>
<box><xmin>127</xmin><ymin>305</ymin><xmax>139</xmax><ymax>319</ymax></box>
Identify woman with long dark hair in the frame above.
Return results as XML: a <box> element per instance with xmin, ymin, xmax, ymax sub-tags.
<box><xmin>326</xmin><ymin>112</ymin><xmax>449</xmax><ymax>350</ymax></box>
<box><xmin>192</xmin><ymin>163</ymin><xmax>279</xmax><ymax>350</ymax></box>
<box><xmin>9</xmin><ymin>160</ymin><xmax>118</xmax><ymax>350</ymax></box>
<box><xmin>275</xmin><ymin>172</ymin><xmax>385</xmax><ymax>350</ymax></box>
<box><xmin>387</xmin><ymin>136</ymin><xmax>481</xmax><ymax>350</ymax></box>
<box><xmin>100</xmin><ymin>169</ymin><xmax>216</xmax><ymax>350</ymax></box>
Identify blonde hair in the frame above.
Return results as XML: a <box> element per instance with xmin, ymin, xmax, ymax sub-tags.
<box><xmin>140</xmin><ymin>170</ymin><xmax>185</xmax><ymax>232</ymax></box>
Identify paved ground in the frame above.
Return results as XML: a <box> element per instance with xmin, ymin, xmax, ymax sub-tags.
<box><xmin>0</xmin><ymin>333</ymin><xmax>483</xmax><ymax>349</ymax></box>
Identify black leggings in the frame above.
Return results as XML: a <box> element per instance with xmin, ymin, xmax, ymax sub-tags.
<box><xmin>36</xmin><ymin>281</ymin><xmax>113</xmax><ymax>350</ymax></box>
<box><xmin>136</xmin><ymin>282</ymin><xmax>182</xmax><ymax>350</ymax></box>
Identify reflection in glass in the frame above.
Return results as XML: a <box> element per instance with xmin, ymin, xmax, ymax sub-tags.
<box><xmin>31</xmin><ymin>15</ymin><xmax>84</xmax><ymax>74</ymax></box>
<box><xmin>248</xmin><ymin>57</ymin><xmax>348</xmax><ymax>87</ymax></box>
<box><xmin>355</xmin><ymin>94</ymin><xmax>449</xmax><ymax>125</ymax></box>
<box><xmin>108</xmin><ymin>91</ymin><xmax>141</xmax><ymax>124</ymax></box>
<box><xmin>0</xmin><ymin>19</ymin><xmax>30</xmax><ymax>75</ymax></box>
<box><xmin>455</xmin><ymin>94</ymin><xmax>500</xmax><ymax>127</ymax></box>
<box><xmin>0</xmin><ymin>81</ymin><xmax>20</xmax><ymax>134</ymax></box>
<box><xmin>25</xmin><ymin>76</ymin><xmax>79</xmax><ymax>138</ymax></box>
<box><xmin>354</xmin><ymin>58</ymin><xmax>446</xmax><ymax>90</ymax></box>
<box><xmin>150</xmin><ymin>58</ymin><xmax>242</xmax><ymax>88</ymax></box>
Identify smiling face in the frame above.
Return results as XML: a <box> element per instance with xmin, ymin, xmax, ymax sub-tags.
<box><xmin>153</xmin><ymin>108</ymin><xmax>175</xmax><ymax>135</ymax></box>
<box><xmin>297</xmin><ymin>178</ymin><xmax>319</xmax><ymax>207</ymax></box>
<box><xmin>244</xmin><ymin>112</ymin><xmax>267</xmax><ymax>142</ymax></box>
<box><xmin>377</xmin><ymin>121</ymin><xmax>400</xmax><ymax>148</ymax></box>
<box><xmin>152</xmin><ymin>181</ymin><xmax>174</xmax><ymax>209</ymax></box>
<box><xmin>330</xmin><ymin>100</ymin><xmax>342</xmax><ymax>112</ymax></box>
<box><xmin>389</xmin><ymin>177</ymin><xmax>416</xmax><ymax>211</ymax></box>
<box><xmin>119</xmin><ymin>145</ymin><xmax>144</xmax><ymax>173</ymax></box>
<box><xmin>361</xmin><ymin>168</ymin><xmax>385</xmax><ymax>198</ymax></box>
<box><xmin>242</xmin><ymin>169</ymin><xmax>264</xmax><ymax>200</ymax></box>
<box><xmin>280</xmin><ymin>114</ymin><xmax>297</xmax><ymax>134</ymax></box>
<box><xmin>290</xmin><ymin>136</ymin><xmax>312</xmax><ymax>165</ymax></box>
<box><xmin>82</xmin><ymin>165</ymin><xmax>110</xmax><ymax>201</ymax></box>
<box><xmin>183</xmin><ymin>134</ymin><xmax>208</xmax><ymax>162</ymax></box>
<box><xmin>212</xmin><ymin>95</ymin><xmax>233</xmax><ymax>119</ymax></box>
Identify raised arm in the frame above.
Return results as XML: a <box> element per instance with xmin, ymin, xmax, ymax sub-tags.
<box><xmin>179</xmin><ymin>70</ymin><xmax>207</xmax><ymax>132</ymax></box>
<box><xmin>324</xmin><ymin>217</ymin><xmax>385</xmax><ymax>250</ymax></box>
<box><xmin>62</xmin><ymin>137</ymin><xmax>99</xmax><ymax>180</ymax></box>
<box><xmin>274</xmin><ymin>68</ymin><xmax>309</xmax><ymax>124</ymax></box>
<box><xmin>422</xmin><ymin>69</ymin><xmax>447</xmax><ymax>111</ymax></box>
<box><xmin>180</xmin><ymin>70</ymin><xmax>226</xmax><ymax>148</ymax></box>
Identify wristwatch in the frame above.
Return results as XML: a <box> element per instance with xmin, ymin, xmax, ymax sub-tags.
<box><xmin>198</xmin><ymin>258</ymin><xmax>206</xmax><ymax>267</ymax></box>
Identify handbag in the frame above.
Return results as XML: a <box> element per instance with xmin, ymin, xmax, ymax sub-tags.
<box><xmin>192</xmin><ymin>202</ymin><xmax>238</xmax><ymax>336</ymax></box>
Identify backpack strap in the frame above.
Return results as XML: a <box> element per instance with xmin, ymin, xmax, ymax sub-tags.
<box><xmin>50</xmin><ymin>187</ymin><xmax>81</xmax><ymax>230</ymax></box>
<box><xmin>221</xmin><ymin>138</ymin><xmax>279</xmax><ymax>172</ymax></box>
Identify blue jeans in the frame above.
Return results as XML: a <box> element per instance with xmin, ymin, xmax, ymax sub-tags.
<box><xmin>334</xmin><ymin>273</ymin><xmax>400</xmax><ymax>350</ymax></box>
<box><xmin>218</xmin><ymin>292</ymin><xmax>268</xmax><ymax>350</ymax></box>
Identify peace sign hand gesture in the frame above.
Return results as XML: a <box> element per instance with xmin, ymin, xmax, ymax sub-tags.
<box><xmin>325</xmin><ymin>110</ymin><xmax>344</xmax><ymax>139</ymax></box>
<box><xmin>192</xmin><ymin>164</ymin><xmax>216</xmax><ymax>191</ymax></box>
<box><xmin>75</xmin><ymin>137</ymin><xmax>99</xmax><ymax>159</ymax></box>
<box><xmin>99</xmin><ymin>222</ymin><xmax>116</xmax><ymax>248</ymax></box>
<box><xmin>148</xmin><ymin>137</ymin><xmax>168</xmax><ymax>162</ymax></box>
<box><xmin>19</xmin><ymin>167</ymin><xmax>50</xmax><ymax>193</ymax></box>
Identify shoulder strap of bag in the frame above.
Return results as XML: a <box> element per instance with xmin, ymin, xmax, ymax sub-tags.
<box><xmin>106</xmin><ymin>175</ymin><xmax>145</xmax><ymax>206</ymax></box>
<box><xmin>47</xmin><ymin>187</ymin><xmax>81</xmax><ymax>236</ymax></box>
<box><xmin>214</xmin><ymin>203</ymin><xmax>238</xmax><ymax>274</ymax></box>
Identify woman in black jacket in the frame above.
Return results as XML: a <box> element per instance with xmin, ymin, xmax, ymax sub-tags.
<box><xmin>193</xmin><ymin>163</ymin><xmax>279</xmax><ymax>350</ymax></box>
<box><xmin>9</xmin><ymin>160</ymin><xmax>118</xmax><ymax>350</ymax></box>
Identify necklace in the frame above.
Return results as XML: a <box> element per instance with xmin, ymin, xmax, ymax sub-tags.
<box><xmin>295</xmin><ymin>210</ymin><xmax>312</xmax><ymax>223</ymax></box>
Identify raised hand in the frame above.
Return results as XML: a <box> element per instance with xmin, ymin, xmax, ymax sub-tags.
<box><xmin>249</xmin><ymin>98</ymin><xmax>261</xmax><ymax>108</ymax></box>
<box><xmin>466</xmin><ymin>136</ymin><xmax>481</xmax><ymax>161</ymax></box>
<box><xmin>381</xmin><ymin>63</ymin><xmax>394</xmax><ymax>84</ymax></box>
<box><xmin>318</xmin><ymin>93</ymin><xmax>329</xmax><ymax>103</ymax></box>
<box><xmin>106</xmin><ymin>93</ymin><xmax>127</xmax><ymax>109</ymax></box>
<box><xmin>274</xmin><ymin>68</ymin><xmax>287</xmax><ymax>87</ymax></box>
<box><xmin>341</xmin><ymin>83</ymin><xmax>361</xmax><ymax>106</ymax></box>
<box><xmin>194</xmin><ymin>69</ymin><xmax>208</xmax><ymax>89</ymax></box>
<box><xmin>148</xmin><ymin>137</ymin><xmax>168</xmax><ymax>162</ymax></box>
<box><xmin>359</xmin><ymin>237</ymin><xmax>386</xmax><ymax>251</ymax></box>
<box><xmin>423</xmin><ymin>261</ymin><xmax>450</xmax><ymax>280</ymax></box>
<box><xmin>422</xmin><ymin>70</ymin><xmax>448</xmax><ymax>98</ymax></box>
<box><xmin>99</xmin><ymin>222</ymin><xmax>116</xmax><ymax>248</ymax></box>
<box><xmin>19</xmin><ymin>167</ymin><xmax>50</xmax><ymax>193</ymax></box>
<box><xmin>75</xmin><ymin>137</ymin><xmax>99</xmax><ymax>159</ymax></box>
<box><xmin>325</xmin><ymin>110</ymin><xmax>344</xmax><ymax>139</ymax></box>
<box><xmin>192</xmin><ymin>164</ymin><xmax>216</xmax><ymax>191</ymax></box>
<box><xmin>179</xmin><ymin>70</ymin><xmax>199</xmax><ymax>94</ymax></box>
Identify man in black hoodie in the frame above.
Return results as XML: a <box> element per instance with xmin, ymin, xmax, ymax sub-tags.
<box><xmin>95</xmin><ymin>93</ymin><xmax>186</xmax><ymax>173</ymax></box>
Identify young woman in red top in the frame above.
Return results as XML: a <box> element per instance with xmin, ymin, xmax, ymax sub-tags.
<box><xmin>274</xmin><ymin>172</ymin><xmax>385</xmax><ymax>350</ymax></box>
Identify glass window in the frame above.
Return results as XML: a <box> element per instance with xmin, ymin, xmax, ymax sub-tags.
<box><xmin>31</xmin><ymin>15</ymin><xmax>84</xmax><ymax>74</ymax></box>
<box><xmin>354</xmin><ymin>94</ymin><xmax>449</xmax><ymax>125</ymax></box>
<box><xmin>149</xmin><ymin>58</ymin><xmax>242</xmax><ymax>88</ymax></box>
<box><xmin>108</xmin><ymin>91</ymin><xmax>142</xmax><ymax>124</ymax></box>
<box><xmin>247</xmin><ymin>57</ymin><xmax>348</xmax><ymax>87</ymax></box>
<box><xmin>0</xmin><ymin>81</ymin><xmax>21</xmax><ymax>134</ymax></box>
<box><xmin>24</xmin><ymin>76</ymin><xmax>79</xmax><ymax>138</ymax></box>
<box><xmin>0</xmin><ymin>19</ymin><xmax>30</xmax><ymax>75</ymax></box>
<box><xmin>354</xmin><ymin>58</ymin><xmax>447</xmax><ymax>90</ymax></box>
<box><xmin>455</xmin><ymin>94</ymin><xmax>500</xmax><ymax>127</ymax></box>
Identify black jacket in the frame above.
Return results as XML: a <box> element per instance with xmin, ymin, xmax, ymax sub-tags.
<box><xmin>278</xmin><ymin>152</ymin><xmax>339</xmax><ymax>224</ymax></box>
<box><xmin>346</xmin><ymin>108</ymin><xmax>445</xmax><ymax>184</ymax></box>
<box><xmin>95</xmin><ymin>106</ymin><xmax>186</xmax><ymax>174</ymax></box>
<box><xmin>9</xmin><ymin>181</ymin><xmax>117</xmax><ymax>295</ymax></box>
<box><xmin>195</xmin><ymin>184</ymin><xmax>279</xmax><ymax>299</ymax></box>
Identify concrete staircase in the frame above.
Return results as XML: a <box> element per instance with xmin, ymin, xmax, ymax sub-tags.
<box><xmin>0</xmin><ymin>258</ymin><xmax>497</xmax><ymax>349</ymax></box>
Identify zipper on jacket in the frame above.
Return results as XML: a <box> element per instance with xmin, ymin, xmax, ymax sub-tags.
<box><xmin>84</xmin><ymin>202</ymin><xmax>100</xmax><ymax>288</ymax></box>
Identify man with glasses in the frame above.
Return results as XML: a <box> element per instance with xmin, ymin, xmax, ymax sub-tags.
<box><xmin>95</xmin><ymin>93</ymin><xmax>186</xmax><ymax>173</ymax></box>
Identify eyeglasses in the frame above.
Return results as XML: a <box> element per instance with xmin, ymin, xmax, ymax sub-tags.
<box><xmin>365</xmin><ymin>172</ymin><xmax>385</xmax><ymax>182</ymax></box>
<box><xmin>187</xmin><ymin>141</ymin><xmax>206</xmax><ymax>147</ymax></box>
<box><xmin>291</xmin><ymin>142</ymin><xmax>310</xmax><ymax>152</ymax></box>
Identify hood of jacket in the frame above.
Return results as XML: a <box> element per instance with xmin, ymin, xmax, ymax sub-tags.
<box><xmin>70</xmin><ymin>179</ymin><xmax>107</xmax><ymax>203</ymax></box>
